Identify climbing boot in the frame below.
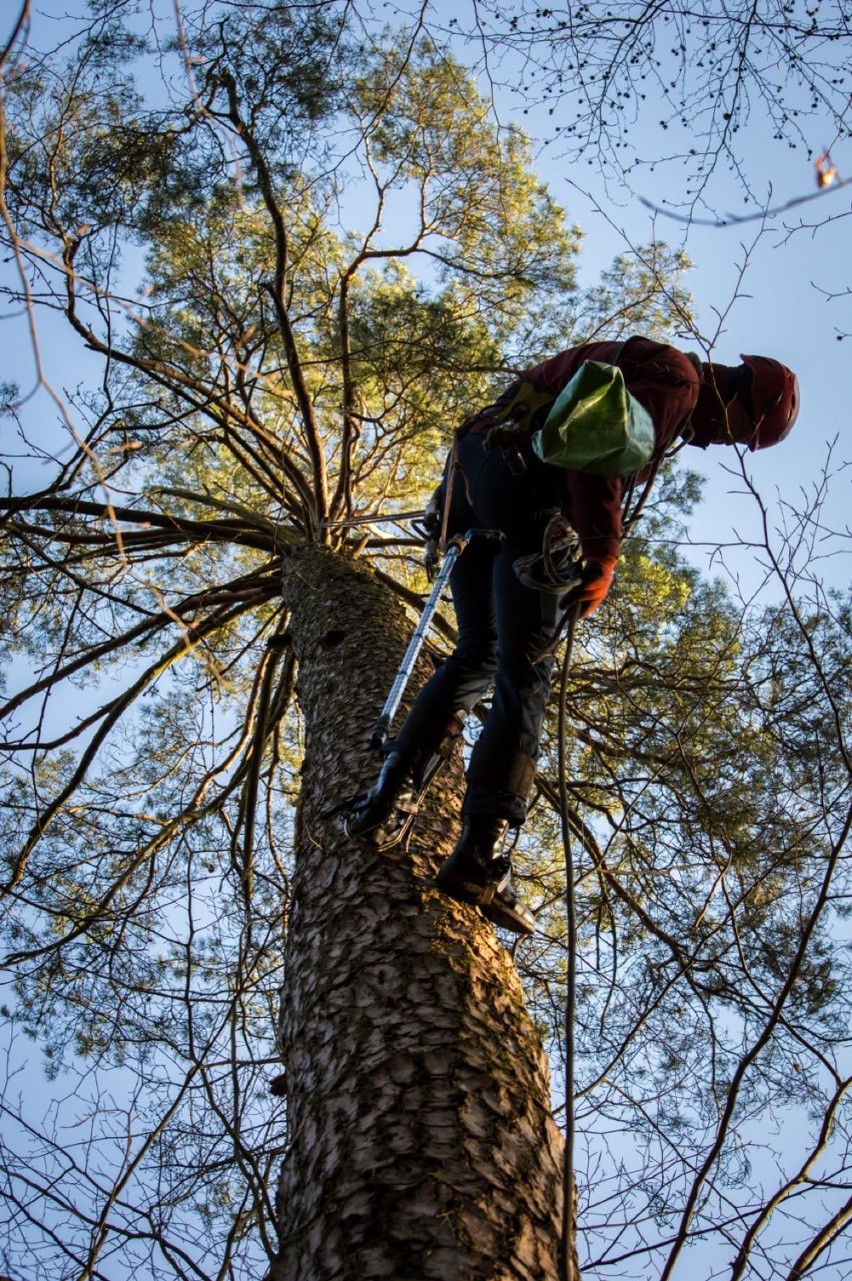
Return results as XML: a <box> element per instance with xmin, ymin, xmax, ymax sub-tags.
<box><xmin>435</xmin><ymin>815</ymin><xmax>536</xmax><ymax>936</ymax></box>
<box><xmin>345</xmin><ymin>749</ymin><xmax>420</xmax><ymax>849</ymax></box>
<box><xmin>343</xmin><ymin>712</ymin><xmax>467</xmax><ymax>852</ymax></box>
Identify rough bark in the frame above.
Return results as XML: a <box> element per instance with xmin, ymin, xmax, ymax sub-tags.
<box><xmin>272</xmin><ymin>546</ymin><xmax>567</xmax><ymax>1281</ymax></box>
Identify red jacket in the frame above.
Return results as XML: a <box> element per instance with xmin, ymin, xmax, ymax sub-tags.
<box><xmin>469</xmin><ymin>336</ymin><xmax>700</xmax><ymax>563</ymax></box>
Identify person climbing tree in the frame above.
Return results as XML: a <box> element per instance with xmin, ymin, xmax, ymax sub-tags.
<box><xmin>349</xmin><ymin>335</ymin><xmax>800</xmax><ymax>935</ymax></box>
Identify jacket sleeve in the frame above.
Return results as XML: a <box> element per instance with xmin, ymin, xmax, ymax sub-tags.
<box><xmin>563</xmin><ymin>470</ymin><xmax>623</xmax><ymax>563</ymax></box>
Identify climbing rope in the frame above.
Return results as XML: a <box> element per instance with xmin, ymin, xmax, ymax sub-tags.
<box><xmin>551</xmin><ymin>449</ymin><xmax>679</xmax><ymax>1279</ymax></box>
<box><xmin>556</xmin><ymin>603</ymin><xmax>581</xmax><ymax>1281</ymax></box>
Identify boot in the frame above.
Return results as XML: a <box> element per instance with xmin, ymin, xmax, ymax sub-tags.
<box><xmin>345</xmin><ymin>749</ymin><xmax>420</xmax><ymax>849</ymax></box>
<box><xmin>435</xmin><ymin>815</ymin><xmax>536</xmax><ymax>936</ymax></box>
<box><xmin>344</xmin><ymin>713</ymin><xmax>467</xmax><ymax>851</ymax></box>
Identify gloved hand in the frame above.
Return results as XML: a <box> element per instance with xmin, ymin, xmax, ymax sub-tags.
<box><xmin>422</xmin><ymin>486</ymin><xmax>443</xmax><ymax>581</ymax></box>
<box><xmin>423</xmin><ymin>486</ymin><xmax>442</xmax><ymax>537</ymax></box>
<box><xmin>561</xmin><ymin>555</ymin><xmax>617</xmax><ymax>618</ymax></box>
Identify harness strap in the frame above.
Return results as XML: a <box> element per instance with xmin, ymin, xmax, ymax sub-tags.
<box><xmin>481</xmin><ymin>379</ymin><xmax>559</xmax><ymax>447</ymax></box>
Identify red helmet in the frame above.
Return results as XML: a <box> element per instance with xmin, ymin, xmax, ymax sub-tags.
<box><xmin>739</xmin><ymin>355</ymin><xmax>800</xmax><ymax>449</ymax></box>
<box><xmin>689</xmin><ymin>356</ymin><xmax>800</xmax><ymax>450</ymax></box>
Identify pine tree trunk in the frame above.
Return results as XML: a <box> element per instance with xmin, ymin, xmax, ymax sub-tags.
<box><xmin>272</xmin><ymin>546</ymin><xmax>570</xmax><ymax>1281</ymax></box>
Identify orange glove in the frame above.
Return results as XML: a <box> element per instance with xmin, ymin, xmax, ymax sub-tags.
<box><xmin>562</xmin><ymin>556</ymin><xmax>617</xmax><ymax>618</ymax></box>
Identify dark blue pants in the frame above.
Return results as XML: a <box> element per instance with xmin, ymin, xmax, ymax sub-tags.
<box><xmin>394</xmin><ymin>433</ymin><xmax>566</xmax><ymax>825</ymax></box>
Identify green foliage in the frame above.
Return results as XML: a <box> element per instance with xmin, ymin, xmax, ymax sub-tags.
<box><xmin>354</xmin><ymin>36</ymin><xmax>579</xmax><ymax>312</ymax></box>
<box><xmin>570</xmin><ymin>243</ymin><xmax>695</xmax><ymax>346</ymax></box>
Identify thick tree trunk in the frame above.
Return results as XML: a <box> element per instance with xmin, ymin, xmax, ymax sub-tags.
<box><xmin>272</xmin><ymin>546</ymin><xmax>568</xmax><ymax>1281</ymax></box>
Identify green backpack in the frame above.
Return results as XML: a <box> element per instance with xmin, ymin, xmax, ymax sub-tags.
<box><xmin>532</xmin><ymin>358</ymin><xmax>656</xmax><ymax>478</ymax></box>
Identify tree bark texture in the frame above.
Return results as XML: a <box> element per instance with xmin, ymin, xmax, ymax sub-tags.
<box><xmin>272</xmin><ymin>546</ymin><xmax>567</xmax><ymax>1281</ymax></box>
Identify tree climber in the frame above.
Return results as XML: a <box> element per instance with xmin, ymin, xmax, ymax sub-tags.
<box><xmin>349</xmin><ymin>336</ymin><xmax>800</xmax><ymax>935</ymax></box>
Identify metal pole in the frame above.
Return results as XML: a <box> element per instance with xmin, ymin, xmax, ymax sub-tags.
<box><xmin>369</xmin><ymin>528</ymin><xmax>501</xmax><ymax>750</ymax></box>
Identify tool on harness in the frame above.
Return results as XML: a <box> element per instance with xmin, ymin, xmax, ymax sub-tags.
<box><xmin>479</xmin><ymin>379</ymin><xmax>558</xmax><ymax>448</ymax></box>
<box><xmin>513</xmin><ymin>513</ymin><xmax>584</xmax><ymax>596</ymax></box>
<box><xmin>476</xmin><ymin>380</ymin><xmax>558</xmax><ymax>477</ymax></box>
<box><xmin>421</xmin><ymin>487</ymin><xmax>442</xmax><ymax>581</ymax></box>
